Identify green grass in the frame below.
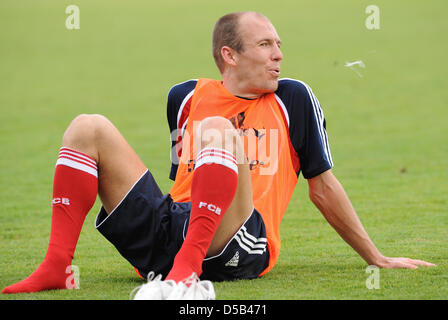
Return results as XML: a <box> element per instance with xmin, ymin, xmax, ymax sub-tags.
<box><xmin>1</xmin><ymin>0</ymin><xmax>447</xmax><ymax>300</ymax></box>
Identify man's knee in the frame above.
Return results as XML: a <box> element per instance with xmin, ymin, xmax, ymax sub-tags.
<box><xmin>196</xmin><ymin>116</ymin><xmax>245</xmax><ymax>163</ymax></box>
<box><xmin>62</xmin><ymin>114</ymin><xmax>110</xmax><ymax>157</ymax></box>
<box><xmin>199</xmin><ymin>116</ymin><xmax>234</xmax><ymax>131</ymax></box>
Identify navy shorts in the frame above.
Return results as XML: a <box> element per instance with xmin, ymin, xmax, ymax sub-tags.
<box><xmin>95</xmin><ymin>170</ymin><xmax>269</xmax><ymax>281</ymax></box>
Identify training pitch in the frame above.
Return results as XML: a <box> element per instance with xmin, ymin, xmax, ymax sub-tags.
<box><xmin>0</xmin><ymin>0</ymin><xmax>446</xmax><ymax>300</ymax></box>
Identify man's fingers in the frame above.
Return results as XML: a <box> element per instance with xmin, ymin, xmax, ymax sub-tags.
<box><xmin>401</xmin><ymin>261</ymin><xmax>418</xmax><ymax>269</ymax></box>
<box><xmin>381</xmin><ymin>257</ymin><xmax>436</xmax><ymax>269</ymax></box>
<box><xmin>407</xmin><ymin>259</ymin><xmax>436</xmax><ymax>267</ymax></box>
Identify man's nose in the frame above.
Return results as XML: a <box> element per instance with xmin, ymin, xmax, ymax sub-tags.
<box><xmin>272</xmin><ymin>44</ymin><xmax>283</xmax><ymax>61</ymax></box>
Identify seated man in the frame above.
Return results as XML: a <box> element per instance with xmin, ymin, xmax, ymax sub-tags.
<box><xmin>2</xmin><ymin>11</ymin><xmax>434</xmax><ymax>299</ymax></box>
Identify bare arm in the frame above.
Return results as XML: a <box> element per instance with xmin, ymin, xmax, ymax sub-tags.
<box><xmin>307</xmin><ymin>169</ymin><xmax>435</xmax><ymax>269</ymax></box>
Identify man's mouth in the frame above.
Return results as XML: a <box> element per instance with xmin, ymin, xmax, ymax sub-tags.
<box><xmin>269</xmin><ymin>68</ymin><xmax>280</xmax><ymax>77</ymax></box>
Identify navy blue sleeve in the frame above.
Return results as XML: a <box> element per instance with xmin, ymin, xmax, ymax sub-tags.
<box><xmin>166</xmin><ymin>80</ymin><xmax>197</xmax><ymax>181</ymax></box>
<box><xmin>275</xmin><ymin>79</ymin><xmax>333</xmax><ymax>179</ymax></box>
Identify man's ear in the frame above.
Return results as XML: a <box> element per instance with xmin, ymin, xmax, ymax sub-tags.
<box><xmin>221</xmin><ymin>46</ymin><xmax>238</xmax><ymax>67</ymax></box>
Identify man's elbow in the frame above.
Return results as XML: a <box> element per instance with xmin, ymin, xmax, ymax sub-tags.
<box><xmin>307</xmin><ymin>170</ymin><xmax>337</xmax><ymax>208</ymax></box>
<box><xmin>308</xmin><ymin>185</ymin><xmax>326</xmax><ymax>209</ymax></box>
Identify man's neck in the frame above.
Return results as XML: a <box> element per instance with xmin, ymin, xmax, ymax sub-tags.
<box><xmin>221</xmin><ymin>75</ymin><xmax>263</xmax><ymax>99</ymax></box>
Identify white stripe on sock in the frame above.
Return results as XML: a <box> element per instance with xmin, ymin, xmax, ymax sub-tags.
<box><xmin>59</xmin><ymin>148</ymin><xmax>97</xmax><ymax>167</ymax></box>
<box><xmin>195</xmin><ymin>148</ymin><xmax>238</xmax><ymax>174</ymax></box>
<box><xmin>58</xmin><ymin>154</ymin><xmax>97</xmax><ymax>170</ymax></box>
<box><xmin>56</xmin><ymin>157</ymin><xmax>98</xmax><ymax>178</ymax></box>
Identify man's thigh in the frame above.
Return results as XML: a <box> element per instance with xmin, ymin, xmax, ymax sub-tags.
<box><xmin>62</xmin><ymin>114</ymin><xmax>148</xmax><ymax>213</ymax></box>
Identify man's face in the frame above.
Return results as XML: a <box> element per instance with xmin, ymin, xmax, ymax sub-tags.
<box><xmin>232</xmin><ymin>14</ymin><xmax>283</xmax><ymax>97</ymax></box>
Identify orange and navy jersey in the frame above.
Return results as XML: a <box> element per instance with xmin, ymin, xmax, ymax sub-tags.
<box><xmin>166</xmin><ymin>78</ymin><xmax>333</xmax><ymax>275</ymax></box>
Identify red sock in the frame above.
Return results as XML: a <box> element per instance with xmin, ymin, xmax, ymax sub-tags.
<box><xmin>166</xmin><ymin>148</ymin><xmax>238</xmax><ymax>282</ymax></box>
<box><xmin>2</xmin><ymin>147</ymin><xmax>98</xmax><ymax>294</ymax></box>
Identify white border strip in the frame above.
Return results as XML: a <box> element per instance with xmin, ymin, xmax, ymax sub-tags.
<box><xmin>177</xmin><ymin>89</ymin><xmax>195</xmax><ymax>129</ymax></box>
<box><xmin>274</xmin><ymin>93</ymin><xmax>290</xmax><ymax>128</ymax></box>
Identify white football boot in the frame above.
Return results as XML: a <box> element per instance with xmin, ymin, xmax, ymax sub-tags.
<box><xmin>166</xmin><ymin>273</ymin><xmax>216</xmax><ymax>300</ymax></box>
<box><xmin>131</xmin><ymin>272</ymin><xmax>177</xmax><ymax>300</ymax></box>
